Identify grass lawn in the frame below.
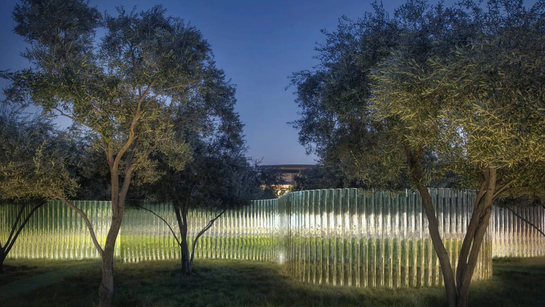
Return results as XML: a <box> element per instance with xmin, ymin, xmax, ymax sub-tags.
<box><xmin>1</xmin><ymin>257</ymin><xmax>545</xmax><ymax>307</ymax></box>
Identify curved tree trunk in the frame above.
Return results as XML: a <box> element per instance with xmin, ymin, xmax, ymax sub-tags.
<box><xmin>98</xmin><ymin>215</ymin><xmax>123</xmax><ymax>307</ymax></box>
<box><xmin>97</xmin><ymin>149</ymin><xmax>133</xmax><ymax>307</ymax></box>
<box><xmin>416</xmin><ymin>185</ymin><xmax>457</xmax><ymax>307</ymax></box>
<box><xmin>408</xmin><ymin>146</ymin><xmax>498</xmax><ymax>307</ymax></box>
<box><xmin>455</xmin><ymin>167</ymin><xmax>496</xmax><ymax>307</ymax></box>
<box><xmin>407</xmin><ymin>148</ymin><xmax>457</xmax><ymax>307</ymax></box>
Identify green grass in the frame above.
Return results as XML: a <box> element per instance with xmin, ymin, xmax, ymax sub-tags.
<box><xmin>1</xmin><ymin>257</ymin><xmax>545</xmax><ymax>307</ymax></box>
<box><xmin>0</xmin><ymin>259</ymin><xmax>98</xmax><ymax>286</ymax></box>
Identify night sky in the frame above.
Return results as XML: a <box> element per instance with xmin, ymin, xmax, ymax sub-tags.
<box><xmin>3</xmin><ymin>0</ymin><xmax>521</xmax><ymax>165</ymax></box>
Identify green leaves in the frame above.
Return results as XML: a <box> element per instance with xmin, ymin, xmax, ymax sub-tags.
<box><xmin>369</xmin><ymin>0</ymin><xmax>545</xmax><ymax>193</ymax></box>
<box><xmin>291</xmin><ymin>0</ymin><xmax>545</xmax><ymax>195</ymax></box>
<box><xmin>0</xmin><ymin>105</ymin><xmax>78</xmax><ymax>202</ymax></box>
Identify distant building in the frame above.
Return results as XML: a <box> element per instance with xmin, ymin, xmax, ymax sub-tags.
<box><xmin>262</xmin><ymin>164</ymin><xmax>316</xmax><ymax>196</ymax></box>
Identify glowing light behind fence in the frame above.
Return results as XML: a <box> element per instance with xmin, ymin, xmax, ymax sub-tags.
<box><xmin>281</xmin><ymin>189</ymin><xmax>494</xmax><ymax>287</ymax></box>
<box><xmin>3</xmin><ymin>188</ymin><xmax>544</xmax><ymax>288</ymax></box>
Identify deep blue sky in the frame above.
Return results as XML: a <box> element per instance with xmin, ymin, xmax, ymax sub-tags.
<box><xmin>5</xmin><ymin>0</ymin><xmax>524</xmax><ymax>165</ymax></box>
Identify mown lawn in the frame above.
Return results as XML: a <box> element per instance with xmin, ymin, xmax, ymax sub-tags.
<box><xmin>1</xmin><ymin>257</ymin><xmax>545</xmax><ymax>307</ymax></box>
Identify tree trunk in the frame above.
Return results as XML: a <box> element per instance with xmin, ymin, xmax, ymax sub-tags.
<box><xmin>98</xmin><ymin>214</ymin><xmax>123</xmax><ymax>307</ymax></box>
<box><xmin>97</xmin><ymin>154</ymin><xmax>132</xmax><ymax>307</ymax></box>
<box><xmin>98</xmin><ymin>249</ymin><xmax>115</xmax><ymax>307</ymax></box>
<box><xmin>406</xmin><ymin>148</ymin><xmax>457</xmax><ymax>307</ymax></box>
<box><xmin>0</xmin><ymin>251</ymin><xmax>6</xmax><ymax>274</ymax></box>
<box><xmin>180</xmin><ymin>236</ymin><xmax>192</xmax><ymax>275</ymax></box>
<box><xmin>174</xmin><ymin>203</ymin><xmax>192</xmax><ymax>276</ymax></box>
<box><xmin>455</xmin><ymin>167</ymin><xmax>496</xmax><ymax>307</ymax></box>
<box><xmin>409</xmin><ymin>148</ymin><xmax>496</xmax><ymax>307</ymax></box>
<box><xmin>416</xmin><ymin>185</ymin><xmax>457</xmax><ymax>307</ymax></box>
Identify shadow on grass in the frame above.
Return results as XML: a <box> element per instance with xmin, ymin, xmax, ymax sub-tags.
<box><xmin>469</xmin><ymin>257</ymin><xmax>545</xmax><ymax>307</ymax></box>
<box><xmin>2</xmin><ymin>258</ymin><xmax>545</xmax><ymax>307</ymax></box>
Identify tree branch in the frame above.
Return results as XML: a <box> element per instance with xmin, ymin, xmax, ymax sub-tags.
<box><xmin>135</xmin><ymin>204</ymin><xmax>181</xmax><ymax>246</ymax></box>
<box><xmin>505</xmin><ymin>206</ymin><xmax>545</xmax><ymax>238</ymax></box>
<box><xmin>118</xmin><ymin>142</ymin><xmax>138</xmax><ymax>209</ymax></box>
<box><xmin>56</xmin><ymin>195</ymin><xmax>104</xmax><ymax>257</ymax></box>
<box><xmin>492</xmin><ymin>180</ymin><xmax>516</xmax><ymax>200</ymax></box>
<box><xmin>53</xmin><ymin>107</ymin><xmax>105</xmax><ymax>141</ymax></box>
<box><xmin>4</xmin><ymin>203</ymin><xmax>28</xmax><ymax>249</ymax></box>
<box><xmin>190</xmin><ymin>209</ymin><xmax>226</xmax><ymax>264</ymax></box>
<box><xmin>4</xmin><ymin>201</ymin><xmax>46</xmax><ymax>255</ymax></box>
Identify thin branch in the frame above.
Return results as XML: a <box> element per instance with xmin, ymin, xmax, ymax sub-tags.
<box><xmin>56</xmin><ymin>195</ymin><xmax>104</xmax><ymax>257</ymax></box>
<box><xmin>111</xmin><ymin>80</ymin><xmax>155</xmax><ymax>173</ymax></box>
<box><xmin>146</xmin><ymin>82</ymin><xmax>192</xmax><ymax>103</ymax></box>
<box><xmin>136</xmin><ymin>205</ymin><xmax>181</xmax><ymax>246</ymax></box>
<box><xmin>112</xmin><ymin>136</ymin><xmax>136</xmax><ymax>175</ymax></box>
<box><xmin>505</xmin><ymin>206</ymin><xmax>545</xmax><ymax>238</ymax></box>
<box><xmin>137</xmin><ymin>80</ymin><xmax>156</xmax><ymax>108</ymax></box>
<box><xmin>53</xmin><ymin>107</ymin><xmax>105</xmax><ymax>141</ymax></box>
<box><xmin>492</xmin><ymin>180</ymin><xmax>516</xmax><ymax>200</ymax></box>
<box><xmin>4</xmin><ymin>201</ymin><xmax>45</xmax><ymax>255</ymax></box>
<box><xmin>82</xmin><ymin>97</ymin><xmax>104</xmax><ymax>117</ymax></box>
<box><xmin>475</xmin><ymin>179</ymin><xmax>488</xmax><ymax>208</ymax></box>
<box><xmin>164</xmin><ymin>82</ymin><xmax>192</xmax><ymax>92</ymax></box>
<box><xmin>4</xmin><ymin>203</ymin><xmax>28</xmax><ymax>248</ymax></box>
<box><xmin>190</xmin><ymin>209</ymin><xmax>226</xmax><ymax>264</ymax></box>
<box><xmin>118</xmin><ymin>142</ymin><xmax>138</xmax><ymax>208</ymax></box>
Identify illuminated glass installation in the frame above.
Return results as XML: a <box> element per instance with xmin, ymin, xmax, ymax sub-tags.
<box><xmin>3</xmin><ymin>188</ymin><xmax>543</xmax><ymax>287</ymax></box>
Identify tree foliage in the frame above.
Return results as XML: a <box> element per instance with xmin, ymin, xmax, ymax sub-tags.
<box><xmin>0</xmin><ymin>105</ymin><xmax>78</xmax><ymax>201</ymax></box>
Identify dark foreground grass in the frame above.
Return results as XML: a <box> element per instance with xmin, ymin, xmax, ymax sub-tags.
<box><xmin>1</xmin><ymin>257</ymin><xmax>545</xmax><ymax>307</ymax></box>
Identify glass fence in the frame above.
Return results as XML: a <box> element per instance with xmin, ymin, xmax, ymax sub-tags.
<box><xmin>3</xmin><ymin>188</ymin><xmax>544</xmax><ymax>288</ymax></box>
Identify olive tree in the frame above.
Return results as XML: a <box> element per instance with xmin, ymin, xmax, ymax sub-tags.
<box><xmin>140</xmin><ymin>91</ymin><xmax>264</xmax><ymax>275</ymax></box>
<box><xmin>291</xmin><ymin>1</ymin><xmax>545</xmax><ymax>306</ymax></box>
<box><xmin>370</xmin><ymin>1</ymin><xmax>545</xmax><ymax>306</ymax></box>
<box><xmin>4</xmin><ymin>1</ymin><xmax>232</xmax><ymax>305</ymax></box>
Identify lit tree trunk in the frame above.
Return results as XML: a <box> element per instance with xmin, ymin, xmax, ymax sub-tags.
<box><xmin>98</xmin><ymin>214</ymin><xmax>123</xmax><ymax>307</ymax></box>
<box><xmin>455</xmin><ymin>167</ymin><xmax>496</xmax><ymax>307</ymax></box>
<box><xmin>97</xmin><ymin>148</ymin><xmax>134</xmax><ymax>307</ymax></box>
<box><xmin>408</xmin><ymin>145</ymin><xmax>499</xmax><ymax>307</ymax></box>
<box><xmin>407</xmin><ymin>148</ymin><xmax>457</xmax><ymax>307</ymax></box>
